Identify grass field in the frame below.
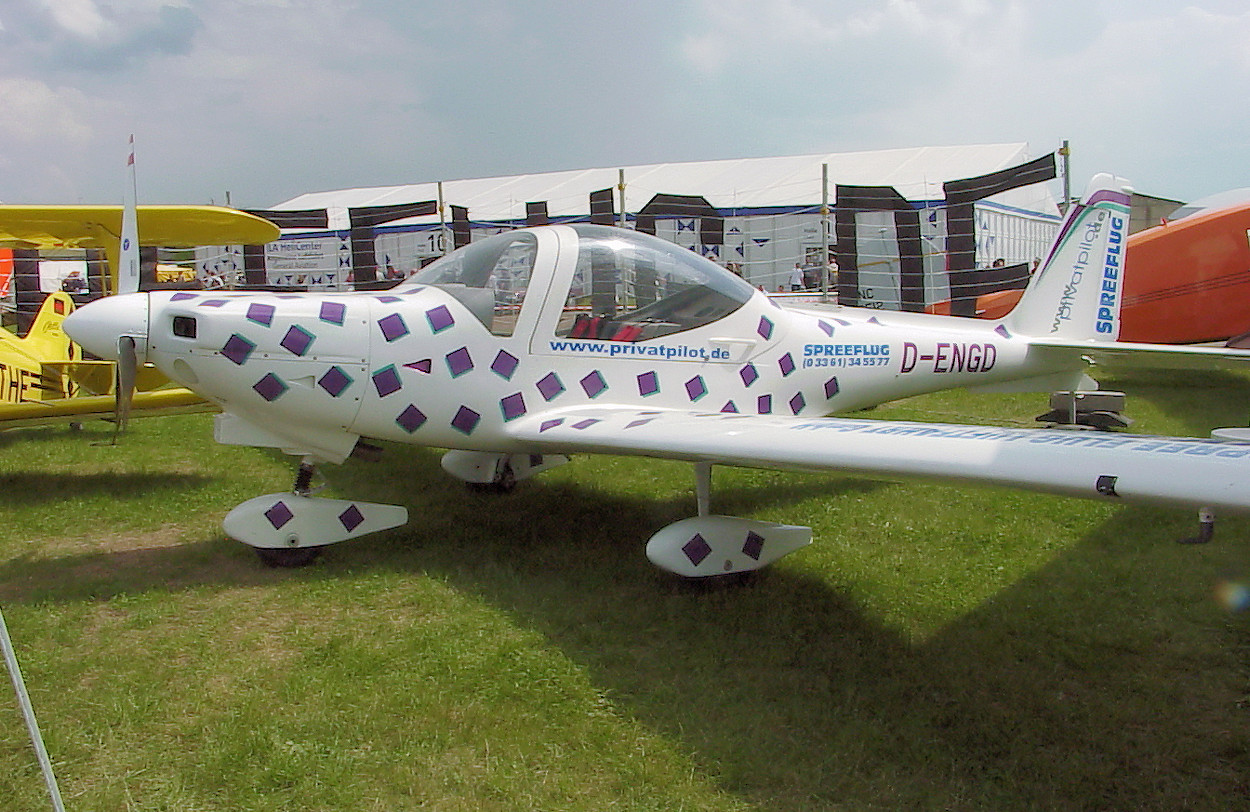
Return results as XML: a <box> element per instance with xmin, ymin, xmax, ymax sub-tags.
<box><xmin>1</xmin><ymin>371</ymin><xmax>1247</xmax><ymax>810</ymax></box>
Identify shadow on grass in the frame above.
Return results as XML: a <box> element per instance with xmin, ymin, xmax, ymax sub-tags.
<box><xmin>1101</xmin><ymin>367</ymin><xmax>1250</xmax><ymax>436</ymax></box>
<box><xmin>2</xmin><ymin>446</ymin><xmax>1246</xmax><ymax>809</ymax></box>
<box><xmin>0</xmin><ymin>471</ymin><xmax>208</xmax><ymax>506</ymax></box>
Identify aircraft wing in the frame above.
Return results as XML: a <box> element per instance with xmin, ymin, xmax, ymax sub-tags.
<box><xmin>506</xmin><ymin>406</ymin><xmax>1250</xmax><ymax>513</ymax></box>
<box><xmin>1027</xmin><ymin>337</ymin><xmax>1250</xmax><ymax>372</ymax></box>
<box><xmin>0</xmin><ymin>205</ymin><xmax>279</xmax><ymax>249</ymax></box>
<box><xmin>0</xmin><ymin>388</ymin><xmax>212</xmax><ymax>429</ymax></box>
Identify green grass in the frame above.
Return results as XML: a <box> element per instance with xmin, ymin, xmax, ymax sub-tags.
<box><xmin>1</xmin><ymin>372</ymin><xmax>1248</xmax><ymax>810</ymax></box>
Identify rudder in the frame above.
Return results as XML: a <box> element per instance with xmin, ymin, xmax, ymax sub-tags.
<box><xmin>19</xmin><ymin>291</ymin><xmax>79</xmax><ymax>363</ymax></box>
<box><xmin>1003</xmin><ymin>173</ymin><xmax>1131</xmax><ymax>340</ymax></box>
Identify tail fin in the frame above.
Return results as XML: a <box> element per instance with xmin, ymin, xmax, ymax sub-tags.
<box><xmin>19</xmin><ymin>291</ymin><xmax>79</xmax><ymax>363</ymax></box>
<box><xmin>1003</xmin><ymin>173</ymin><xmax>1131</xmax><ymax>340</ymax></box>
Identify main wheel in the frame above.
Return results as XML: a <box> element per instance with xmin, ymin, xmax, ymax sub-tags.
<box><xmin>255</xmin><ymin>546</ymin><xmax>322</xmax><ymax>568</ymax></box>
<box><xmin>465</xmin><ymin>463</ymin><xmax>517</xmax><ymax>494</ymax></box>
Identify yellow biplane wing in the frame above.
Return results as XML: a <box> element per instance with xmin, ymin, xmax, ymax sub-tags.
<box><xmin>0</xmin><ymin>205</ymin><xmax>279</xmax><ymax>293</ymax></box>
<box><xmin>0</xmin><ymin>205</ymin><xmax>278</xmax><ymax>249</ymax></box>
<box><xmin>0</xmin><ymin>387</ymin><xmax>213</xmax><ymax>430</ymax></box>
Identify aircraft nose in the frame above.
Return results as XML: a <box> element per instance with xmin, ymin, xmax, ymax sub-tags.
<box><xmin>64</xmin><ymin>292</ymin><xmax>150</xmax><ymax>361</ymax></box>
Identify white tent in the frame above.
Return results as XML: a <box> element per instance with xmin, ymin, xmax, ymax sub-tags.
<box><xmin>246</xmin><ymin>144</ymin><xmax>1061</xmax><ymax>300</ymax></box>
<box><xmin>274</xmin><ymin>143</ymin><xmax>1059</xmax><ymax>229</ymax></box>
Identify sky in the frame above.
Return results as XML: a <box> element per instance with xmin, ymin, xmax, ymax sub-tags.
<box><xmin>1</xmin><ymin>0</ymin><xmax>1248</xmax><ymax>209</ymax></box>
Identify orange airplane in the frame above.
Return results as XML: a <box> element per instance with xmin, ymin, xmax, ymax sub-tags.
<box><xmin>928</xmin><ymin>195</ymin><xmax>1250</xmax><ymax>344</ymax></box>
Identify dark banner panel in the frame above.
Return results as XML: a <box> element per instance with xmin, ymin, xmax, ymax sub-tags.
<box><xmin>943</xmin><ymin>153</ymin><xmax>1057</xmax><ymax>315</ymax></box>
<box><xmin>241</xmin><ymin>209</ymin><xmax>332</xmax><ymax>288</ymax></box>
<box><xmin>943</xmin><ymin>153</ymin><xmax>1057</xmax><ymax>206</ymax></box>
<box><xmin>451</xmin><ymin>205</ymin><xmax>471</xmax><ymax>250</ymax></box>
<box><xmin>243</xmin><ymin>208</ymin><xmax>329</xmax><ymax>230</ymax></box>
<box><xmin>12</xmin><ymin>249</ymin><xmax>40</xmax><ymax>335</ymax></box>
<box><xmin>589</xmin><ymin>188</ymin><xmax>615</xmax><ymax>225</ymax></box>
<box><xmin>833</xmin><ymin>186</ymin><xmax>922</xmax><ymax>309</ymax></box>
<box><xmin>526</xmin><ymin>201</ymin><xmax>549</xmax><ymax>226</ymax></box>
<box><xmin>635</xmin><ymin>194</ymin><xmax>722</xmax><ymax>248</ymax></box>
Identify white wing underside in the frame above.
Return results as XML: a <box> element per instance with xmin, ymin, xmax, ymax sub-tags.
<box><xmin>506</xmin><ymin>407</ymin><xmax>1250</xmax><ymax>513</ymax></box>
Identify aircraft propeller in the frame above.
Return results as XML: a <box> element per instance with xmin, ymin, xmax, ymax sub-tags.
<box><xmin>111</xmin><ymin>335</ymin><xmax>137</xmax><ymax>439</ymax></box>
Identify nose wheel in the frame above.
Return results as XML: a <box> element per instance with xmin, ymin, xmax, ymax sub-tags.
<box><xmin>255</xmin><ymin>546</ymin><xmax>321</xmax><ymax>568</ymax></box>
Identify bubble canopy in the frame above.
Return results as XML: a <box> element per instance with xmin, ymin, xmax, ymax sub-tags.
<box><xmin>405</xmin><ymin>224</ymin><xmax>757</xmax><ymax>341</ymax></box>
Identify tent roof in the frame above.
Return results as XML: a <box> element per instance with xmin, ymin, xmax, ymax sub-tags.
<box><xmin>274</xmin><ymin>143</ymin><xmax>1059</xmax><ymax>230</ymax></box>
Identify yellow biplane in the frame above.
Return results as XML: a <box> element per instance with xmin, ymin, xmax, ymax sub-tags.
<box><xmin>0</xmin><ymin>204</ymin><xmax>279</xmax><ymax>428</ymax></box>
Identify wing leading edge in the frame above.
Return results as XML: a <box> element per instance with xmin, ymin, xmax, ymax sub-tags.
<box><xmin>506</xmin><ymin>407</ymin><xmax>1250</xmax><ymax>514</ymax></box>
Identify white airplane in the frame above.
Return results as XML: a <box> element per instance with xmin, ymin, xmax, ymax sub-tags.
<box><xmin>64</xmin><ymin>174</ymin><xmax>1250</xmax><ymax>571</ymax></box>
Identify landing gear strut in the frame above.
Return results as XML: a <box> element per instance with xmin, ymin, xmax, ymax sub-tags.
<box><xmin>1178</xmin><ymin>507</ymin><xmax>1215</xmax><ymax>545</ymax></box>
<box><xmin>644</xmin><ymin>462</ymin><xmax>812</xmax><ymax>577</ymax></box>
<box><xmin>255</xmin><ymin>461</ymin><xmax>326</xmax><ymax>568</ymax></box>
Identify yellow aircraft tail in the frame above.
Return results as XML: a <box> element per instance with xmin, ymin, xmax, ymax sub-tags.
<box><xmin>19</xmin><ymin>291</ymin><xmax>79</xmax><ymax>363</ymax></box>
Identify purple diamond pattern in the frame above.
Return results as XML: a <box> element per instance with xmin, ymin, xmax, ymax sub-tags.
<box><xmin>247</xmin><ymin>303</ymin><xmax>275</xmax><ymax>326</ymax></box>
<box><xmin>170</xmin><ymin>292</ymin><xmax>198</xmax><ymax>302</ymax></box>
<box><xmin>500</xmin><ymin>392</ymin><xmax>526</xmax><ymax>421</ymax></box>
<box><xmin>539</xmin><ymin>418</ymin><xmax>564</xmax><ymax>432</ymax></box>
<box><xmin>378</xmin><ymin>313</ymin><xmax>409</xmax><ymax>342</ymax></box>
<box><xmin>320</xmin><ymin>301</ymin><xmax>346</xmax><ymax>325</ymax></box>
<box><xmin>396</xmin><ymin>405</ymin><xmax>427</xmax><ymax>433</ymax></box>
<box><xmin>372</xmin><ymin>365</ymin><xmax>402</xmax><ymax>397</ymax></box>
<box><xmin>625</xmin><ymin>418</ymin><xmax>655</xmax><ymax>429</ymax></box>
<box><xmin>683</xmin><ymin>534</ymin><xmax>712</xmax><ymax>566</ymax></box>
<box><xmin>536</xmin><ymin>372</ymin><xmax>565</xmax><ymax>401</ymax></box>
<box><xmin>573</xmin><ymin>419</ymin><xmax>601</xmax><ymax>430</ymax></box>
<box><xmin>405</xmin><ymin>359</ymin><xmax>432</xmax><ymax>374</ymax></box>
<box><xmin>451</xmin><ymin>406</ymin><xmax>481</xmax><ymax>435</ymax></box>
<box><xmin>739</xmin><ymin>364</ymin><xmax>759</xmax><ymax>387</ymax></box>
<box><xmin>253</xmin><ymin>373</ymin><xmax>287</xmax><ymax>402</ymax></box>
<box><xmin>824</xmin><ymin>377</ymin><xmax>840</xmax><ymax>399</ymax></box>
<box><xmin>685</xmin><ymin>375</ymin><xmax>707</xmax><ymax>402</ymax></box>
<box><xmin>789</xmin><ymin>392</ymin><xmax>806</xmax><ymax>415</ymax></box>
<box><xmin>818</xmin><ymin>320</ymin><xmax>834</xmax><ymax>337</ymax></box>
<box><xmin>778</xmin><ymin>353</ymin><xmax>796</xmax><ymax>376</ymax></box>
<box><xmin>426</xmin><ymin>304</ymin><xmax>454</xmax><ymax>333</ymax></box>
<box><xmin>757</xmin><ymin>394</ymin><xmax>772</xmax><ymax>414</ymax></box>
<box><xmin>374</xmin><ymin>296</ymin><xmax>400</xmax><ymax>303</ymax></box>
<box><xmin>637</xmin><ymin>371</ymin><xmax>659</xmax><ymax>396</ymax></box>
<box><xmin>199</xmin><ymin>299</ymin><xmax>228</xmax><ymax>308</ymax></box>
<box><xmin>491</xmin><ymin>350</ymin><xmax>519</xmax><ymax>380</ymax></box>
<box><xmin>264</xmin><ymin>501</ymin><xmax>294</xmax><ymax>530</ymax></box>
<box><xmin>318</xmin><ymin>366</ymin><xmax>352</xmax><ymax>397</ymax></box>
<box><xmin>996</xmin><ymin>323</ymin><xmax>1011</xmax><ymax>338</ymax></box>
<box><xmin>280</xmin><ymin>325</ymin><xmax>315</xmax><ymax>356</ymax></box>
<box><xmin>580</xmin><ymin>370</ymin><xmax>607</xmax><ymax>398</ymax></box>
<box><xmin>220</xmin><ymin>334</ymin><xmax>256</xmax><ymax>365</ymax></box>
<box><xmin>446</xmin><ymin>347</ymin><xmax>473</xmax><ymax>377</ymax></box>
<box><xmin>742</xmin><ymin>531</ymin><xmax>765</xmax><ymax>561</ymax></box>
<box><xmin>757</xmin><ymin>316</ymin><xmax>774</xmax><ymax>340</ymax></box>
<box><xmin>721</xmin><ymin>401</ymin><xmax>739</xmax><ymax>413</ymax></box>
<box><xmin>338</xmin><ymin>504</ymin><xmax>364</xmax><ymax>532</ymax></box>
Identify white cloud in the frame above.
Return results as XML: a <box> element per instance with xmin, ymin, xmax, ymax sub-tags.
<box><xmin>0</xmin><ymin>78</ymin><xmax>94</xmax><ymax>143</ymax></box>
<box><xmin>0</xmin><ymin>0</ymin><xmax>1247</xmax><ymax>204</ymax></box>
<box><xmin>38</xmin><ymin>0</ymin><xmax>112</xmax><ymax>39</ymax></box>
